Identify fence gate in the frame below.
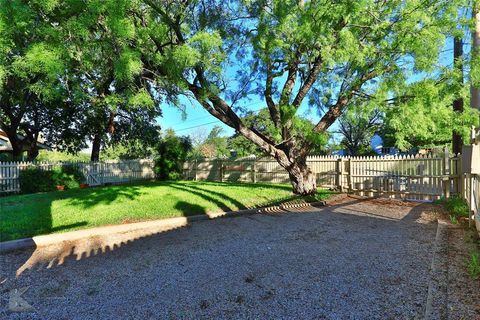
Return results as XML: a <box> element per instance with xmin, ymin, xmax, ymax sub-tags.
<box><xmin>82</xmin><ymin>162</ymin><xmax>103</xmax><ymax>186</ymax></box>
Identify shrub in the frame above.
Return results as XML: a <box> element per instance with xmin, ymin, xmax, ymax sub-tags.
<box><xmin>444</xmin><ymin>195</ymin><xmax>469</xmax><ymax>223</ymax></box>
<box><xmin>19</xmin><ymin>167</ymin><xmax>57</xmax><ymax>194</ymax></box>
<box><xmin>19</xmin><ymin>165</ymin><xmax>85</xmax><ymax>194</ymax></box>
<box><xmin>154</xmin><ymin>131</ymin><xmax>192</xmax><ymax>180</ymax></box>
<box><xmin>54</xmin><ymin>165</ymin><xmax>85</xmax><ymax>189</ymax></box>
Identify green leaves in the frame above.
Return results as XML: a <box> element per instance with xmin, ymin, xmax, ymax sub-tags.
<box><xmin>114</xmin><ymin>49</ymin><xmax>143</xmax><ymax>82</ymax></box>
<box><xmin>381</xmin><ymin>80</ymin><xmax>479</xmax><ymax>150</ymax></box>
<box><xmin>188</xmin><ymin>31</ymin><xmax>225</xmax><ymax>72</ymax></box>
<box><xmin>0</xmin><ymin>66</ymin><xmax>6</xmax><ymax>90</ymax></box>
<box><xmin>12</xmin><ymin>43</ymin><xmax>63</xmax><ymax>79</ymax></box>
<box><xmin>128</xmin><ymin>89</ymin><xmax>155</xmax><ymax>109</ymax></box>
<box><xmin>30</xmin><ymin>0</ymin><xmax>60</xmax><ymax>13</ymax></box>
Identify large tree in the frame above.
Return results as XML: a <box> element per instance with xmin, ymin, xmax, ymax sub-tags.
<box><xmin>0</xmin><ymin>0</ymin><xmax>66</xmax><ymax>160</ymax></box>
<box><xmin>3</xmin><ymin>1</ymin><xmax>474</xmax><ymax>194</ymax></box>
<box><xmin>127</xmin><ymin>0</ymin><xmax>466</xmax><ymax>194</ymax></box>
<box><xmin>1</xmin><ymin>0</ymin><xmax>162</xmax><ymax>161</ymax></box>
<box><xmin>52</xmin><ymin>0</ymin><xmax>161</xmax><ymax>161</ymax></box>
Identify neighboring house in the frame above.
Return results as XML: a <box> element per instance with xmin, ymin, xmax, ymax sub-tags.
<box><xmin>330</xmin><ymin>133</ymin><xmax>398</xmax><ymax>156</ymax></box>
<box><xmin>0</xmin><ymin>130</ymin><xmax>50</xmax><ymax>160</ymax></box>
<box><xmin>331</xmin><ymin>149</ymin><xmax>347</xmax><ymax>156</ymax></box>
<box><xmin>370</xmin><ymin>133</ymin><xmax>399</xmax><ymax>156</ymax></box>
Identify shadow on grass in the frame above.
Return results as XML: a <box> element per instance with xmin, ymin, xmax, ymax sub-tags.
<box><xmin>168</xmin><ymin>182</ymin><xmax>248</xmax><ymax>211</ymax></box>
<box><xmin>0</xmin><ymin>185</ymin><xmax>144</xmax><ymax>242</ymax></box>
<box><xmin>168</xmin><ymin>183</ymin><xmax>237</xmax><ymax>212</ymax></box>
<box><xmin>174</xmin><ymin>201</ymin><xmax>207</xmax><ymax>217</ymax></box>
<box><xmin>189</xmin><ymin>180</ymin><xmax>293</xmax><ymax>192</ymax></box>
<box><xmin>65</xmin><ymin>185</ymin><xmax>144</xmax><ymax>209</ymax></box>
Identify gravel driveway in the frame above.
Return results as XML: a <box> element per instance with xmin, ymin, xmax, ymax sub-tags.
<box><xmin>0</xmin><ymin>197</ymin><xmax>439</xmax><ymax>319</ymax></box>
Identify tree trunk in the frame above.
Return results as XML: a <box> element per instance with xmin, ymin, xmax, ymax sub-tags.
<box><xmin>91</xmin><ymin>133</ymin><xmax>101</xmax><ymax>162</ymax></box>
<box><xmin>26</xmin><ymin>143</ymin><xmax>39</xmax><ymax>161</ymax></box>
<box><xmin>452</xmin><ymin>36</ymin><xmax>464</xmax><ymax>154</ymax></box>
<box><xmin>11</xmin><ymin>144</ymin><xmax>23</xmax><ymax>160</ymax></box>
<box><xmin>287</xmin><ymin>164</ymin><xmax>317</xmax><ymax>195</ymax></box>
<box><xmin>274</xmin><ymin>154</ymin><xmax>317</xmax><ymax>195</ymax></box>
<box><xmin>25</xmin><ymin>131</ymin><xmax>40</xmax><ymax>161</ymax></box>
<box><xmin>4</xmin><ymin>129</ymin><xmax>24</xmax><ymax>160</ymax></box>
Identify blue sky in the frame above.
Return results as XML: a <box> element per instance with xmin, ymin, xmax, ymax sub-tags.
<box><xmin>158</xmin><ymin>95</ymin><xmax>319</xmax><ymax>137</ymax></box>
<box><xmin>158</xmin><ymin>34</ymin><xmax>460</xmax><ymax>141</ymax></box>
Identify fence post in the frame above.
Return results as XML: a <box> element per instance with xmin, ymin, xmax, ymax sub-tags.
<box><xmin>470</xmin><ymin>174</ymin><xmax>474</xmax><ymax>227</ymax></box>
<box><xmin>194</xmin><ymin>159</ymin><xmax>198</xmax><ymax>181</ymax></box>
<box><xmin>219</xmin><ymin>159</ymin><xmax>223</xmax><ymax>182</ymax></box>
<box><xmin>337</xmin><ymin>158</ymin><xmax>344</xmax><ymax>192</ymax></box>
<box><xmin>252</xmin><ymin>158</ymin><xmax>256</xmax><ymax>183</ymax></box>
<box><xmin>443</xmin><ymin>147</ymin><xmax>450</xmax><ymax>199</ymax></box>
<box><xmin>346</xmin><ymin>157</ymin><xmax>351</xmax><ymax>192</ymax></box>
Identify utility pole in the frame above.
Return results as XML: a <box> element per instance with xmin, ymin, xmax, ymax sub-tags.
<box><xmin>453</xmin><ymin>35</ymin><xmax>464</xmax><ymax>155</ymax></box>
<box><xmin>471</xmin><ymin>2</ymin><xmax>480</xmax><ymax>117</ymax></box>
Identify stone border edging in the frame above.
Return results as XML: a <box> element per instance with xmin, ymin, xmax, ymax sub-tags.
<box><xmin>0</xmin><ymin>200</ymin><xmax>327</xmax><ymax>254</ymax></box>
<box><xmin>424</xmin><ymin>219</ymin><xmax>449</xmax><ymax>320</ymax></box>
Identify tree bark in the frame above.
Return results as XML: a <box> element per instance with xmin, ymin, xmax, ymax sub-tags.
<box><xmin>4</xmin><ymin>128</ymin><xmax>24</xmax><ymax>160</ymax></box>
<box><xmin>10</xmin><ymin>142</ymin><xmax>24</xmax><ymax>160</ymax></box>
<box><xmin>26</xmin><ymin>142</ymin><xmax>39</xmax><ymax>161</ymax></box>
<box><xmin>23</xmin><ymin>128</ymin><xmax>41</xmax><ymax>161</ymax></box>
<box><xmin>285</xmin><ymin>161</ymin><xmax>317</xmax><ymax>195</ymax></box>
<box><xmin>453</xmin><ymin>36</ymin><xmax>464</xmax><ymax>154</ymax></box>
<box><xmin>270</xmin><ymin>150</ymin><xmax>317</xmax><ymax>195</ymax></box>
<box><xmin>90</xmin><ymin>133</ymin><xmax>102</xmax><ymax>162</ymax></box>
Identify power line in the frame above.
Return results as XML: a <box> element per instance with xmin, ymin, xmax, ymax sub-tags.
<box><xmin>174</xmin><ymin>120</ymin><xmax>223</xmax><ymax>132</ymax></box>
<box><xmin>175</xmin><ymin>101</ymin><xmax>265</xmax><ymax>126</ymax></box>
<box><xmin>173</xmin><ymin>102</ymin><xmax>266</xmax><ymax>132</ymax></box>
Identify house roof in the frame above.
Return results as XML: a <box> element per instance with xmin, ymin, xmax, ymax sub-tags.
<box><xmin>0</xmin><ymin>130</ymin><xmax>50</xmax><ymax>152</ymax></box>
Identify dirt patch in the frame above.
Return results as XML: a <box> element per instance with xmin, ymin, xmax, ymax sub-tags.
<box><xmin>365</xmin><ymin>197</ymin><xmax>419</xmax><ymax>207</ymax></box>
<box><xmin>447</xmin><ymin>225</ymin><xmax>480</xmax><ymax>319</ymax></box>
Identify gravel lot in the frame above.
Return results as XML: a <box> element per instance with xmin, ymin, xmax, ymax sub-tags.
<box><xmin>0</xmin><ymin>197</ymin><xmax>440</xmax><ymax>319</ymax></box>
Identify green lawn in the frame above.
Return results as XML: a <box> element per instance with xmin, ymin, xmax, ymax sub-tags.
<box><xmin>0</xmin><ymin>180</ymin><xmax>332</xmax><ymax>242</ymax></box>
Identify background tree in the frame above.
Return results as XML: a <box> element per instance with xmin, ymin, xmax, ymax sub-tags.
<box><xmin>378</xmin><ymin>79</ymin><xmax>478</xmax><ymax>151</ymax></box>
<box><xmin>453</xmin><ymin>34</ymin><xmax>465</xmax><ymax>154</ymax></box>
<box><xmin>189</xmin><ymin>125</ymin><xmax>228</xmax><ymax>158</ymax></box>
<box><xmin>471</xmin><ymin>0</ymin><xmax>480</xmax><ymax>121</ymax></box>
<box><xmin>337</xmin><ymin>107</ymin><xmax>382</xmax><ymax>156</ymax></box>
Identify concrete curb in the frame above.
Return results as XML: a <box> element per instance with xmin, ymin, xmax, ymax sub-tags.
<box><xmin>424</xmin><ymin>219</ymin><xmax>449</xmax><ymax>320</ymax></box>
<box><xmin>0</xmin><ymin>200</ymin><xmax>327</xmax><ymax>254</ymax></box>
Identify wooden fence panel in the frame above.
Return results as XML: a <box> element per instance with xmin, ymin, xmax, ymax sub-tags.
<box><xmin>0</xmin><ymin>159</ymin><xmax>155</xmax><ymax>194</ymax></box>
<box><xmin>182</xmin><ymin>154</ymin><xmax>465</xmax><ymax>201</ymax></box>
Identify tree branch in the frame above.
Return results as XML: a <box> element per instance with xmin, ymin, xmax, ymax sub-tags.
<box><xmin>292</xmin><ymin>54</ymin><xmax>322</xmax><ymax>107</ymax></box>
<box><xmin>313</xmin><ymin>68</ymin><xmax>380</xmax><ymax>133</ymax></box>
<box><xmin>264</xmin><ymin>60</ymin><xmax>281</xmax><ymax>127</ymax></box>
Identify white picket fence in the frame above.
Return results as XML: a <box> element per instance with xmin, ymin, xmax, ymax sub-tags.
<box><xmin>183</xmin><ymin>154</ymin><xmax>468</xmax><ymax>202</ymax></box>
<box><xmin>0</xmin><ymin>159</ymin><xmax>155</xmax><ymax>193</ymax></box>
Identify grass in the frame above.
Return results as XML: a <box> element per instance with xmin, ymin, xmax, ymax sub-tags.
<box><xmin>0</xmin><ymin>180</ymin><xmax>333</xmax><ymax>242</ymax></box>
<box><xmin>468</xmin><ymin>253</ymin><xmax>480</xmax><ymax>280</ymax></box>
<box><xmin>443</xmin><ymin>195</ymin><xmax>470</xmax><ymax>224</ymax></box>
